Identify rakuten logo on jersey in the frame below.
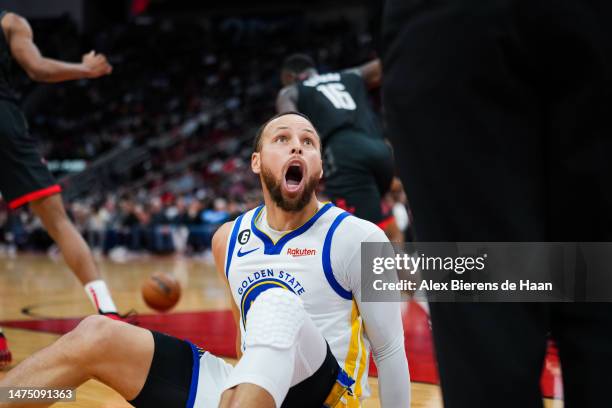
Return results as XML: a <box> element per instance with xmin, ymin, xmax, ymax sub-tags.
<box><xmin>287</xmin><ymin>248</ymin><xmax>317</xmax><ymax>257</ymax></box>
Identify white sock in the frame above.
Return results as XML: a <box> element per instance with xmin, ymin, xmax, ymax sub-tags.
<box><xmin>84</xmin><ymin>280</ymin><xmax>118</xmax><ymax>314</ymax></box>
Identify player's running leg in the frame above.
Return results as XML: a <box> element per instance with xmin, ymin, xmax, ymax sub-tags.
<box><xmin>29</xmin><ymin>194</ymin><xmax>120</xmax><ymax>317</ymax></box>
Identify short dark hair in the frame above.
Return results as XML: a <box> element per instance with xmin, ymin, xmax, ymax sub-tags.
<box><xmin>253</xmin><ymin>111</ymin><xmax>319</xmax><ymax>153</ymax></box>
<box><xmin>281</xmin><ymin>53</ymin><xmax>316</xmax><ymax>74</ymax></box>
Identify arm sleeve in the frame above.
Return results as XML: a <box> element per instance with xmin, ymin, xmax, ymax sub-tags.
<box><xmin>334</xmin><ymin>225</ymin><xmax>410</xmax><ymax>407</ymax></box>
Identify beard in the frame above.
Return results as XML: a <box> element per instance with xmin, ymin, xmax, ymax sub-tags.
<box><xmin>261</xmin><ymin>164</ymin><xmax>318</xmax><ymax>212</ymax></box>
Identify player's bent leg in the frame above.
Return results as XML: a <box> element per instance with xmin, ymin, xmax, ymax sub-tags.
<box><xmin>219</xmin><ymin>384</ymin><xmax>275</xmax><ymax>408</ymax></box>
<box><xmin>29</xmin><ymin>194</ymin><xmax>101</xmax><ymax>286</ymax></box>
<box><xmin>0</xmin><ymin>315</ymin><xmax>153</xmax><ymax>408</ymax></box>
<box><xmin>222</xmin><ymin>288</ymin><xmax>316</xmax><ymax>406</ymax></box>
<box><xmin>128</xmin><ymin>331</ymin><xmax>199</xmax><ymax>408</ymax></box>
<box><xmin>221</xmin><ymin>288</ymin><xmax>352</xmax><ymax>408</ymax></box>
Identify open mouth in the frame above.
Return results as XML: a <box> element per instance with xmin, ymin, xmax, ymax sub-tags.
<box><xmin>284</xmin><ymin>163</ymin><xmax>304</xmax><ymax>192</ymax></box>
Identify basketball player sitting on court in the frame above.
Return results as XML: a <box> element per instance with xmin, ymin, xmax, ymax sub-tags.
<box><xmin>0</xmin><ymin>112</ymin><xmax>409</xmax><ymax>408</ymax></box>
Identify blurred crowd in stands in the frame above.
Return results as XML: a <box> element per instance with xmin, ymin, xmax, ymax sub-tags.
<box><xmin>0</xmin><ymin>13</ymin><xmax>408</xmax><ymax>257</ymax></box>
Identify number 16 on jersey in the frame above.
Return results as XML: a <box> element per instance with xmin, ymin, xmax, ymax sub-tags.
<box><xmin>316</xmin><ymin>83</ymin><xmax>357</xmax><ymax>110</ymax></box>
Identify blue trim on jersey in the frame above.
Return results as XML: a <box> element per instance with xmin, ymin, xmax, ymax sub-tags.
<box><xmin>251</xmin><ymin>202</ymin><xmax>334</xmax><ymax>255</ymax></box>
<box><xmin>240</xmin><ymin>278</ymin><xmax>296</xmax><ymax>327</ymax></box>
<box><xmin>322</xmin><ymin>211</ymin><xmax>353</xmax><ymax>300</ymax></box>
<box><xmin>225</xmin><ymin>214</ymin><xmax>245</xmax><ymax>278</ymax></box>
<box><xmin>336</xmin><ymin>367</ymin><xmax>356</xmax><ymax>388</ymax></box>
<box><xmin>185</xmin><ymin>342</ymin><xmax>201</xmax><ymax>408</ymax></box>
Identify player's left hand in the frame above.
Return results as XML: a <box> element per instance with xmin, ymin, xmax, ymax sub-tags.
<box><xmin>82</xmin><ymin>50</ymin><xmax>113</xmax><ymax>78</ymax></box>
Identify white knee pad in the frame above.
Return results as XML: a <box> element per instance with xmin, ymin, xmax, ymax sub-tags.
<box><xmin>245</xmin><ymin>288</ymin><xmax>305</xmax><ymax>350</ymax></box>
<box><xmin>224</xmin><ymin>289</ymin><xmax>326</xmax><ymax>407</ymax></box>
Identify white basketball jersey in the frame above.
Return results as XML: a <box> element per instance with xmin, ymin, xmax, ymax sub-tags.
<box><xmin>225</xmin><ymin>202</ymin><xmax>372</xmax><ymax>401</ymax></box>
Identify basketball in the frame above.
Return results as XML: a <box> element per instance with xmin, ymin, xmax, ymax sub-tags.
<box><xmin>141</xmin><ymin>273</ymin><xmax>181</xmax><ymax>312</ymax></box>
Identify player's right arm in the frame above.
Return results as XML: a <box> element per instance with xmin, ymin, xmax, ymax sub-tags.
<box><xmin>337</xmin><ymin>220</ymin><xmax>410</xmax><ymax>407</ymax></box>
<box><xmin>2</xmin><ymin>12</ymin><xmax>112</xmax><ymax>83</ymax></box>
<box><xmin>276</xmin><ymin>85</ymin><xmax>298</xmax><ymax>113</ymax></box>
<box><xmin>212</xmin><ymin>221</ymin><xmax>243</xmax><ymax>359</ymax></box>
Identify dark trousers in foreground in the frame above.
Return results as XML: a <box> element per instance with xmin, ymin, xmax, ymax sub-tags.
<box><xmin>382</xmin><ymin>0</ymin><xmax>612</xmax><ymax>406</ymax></box>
